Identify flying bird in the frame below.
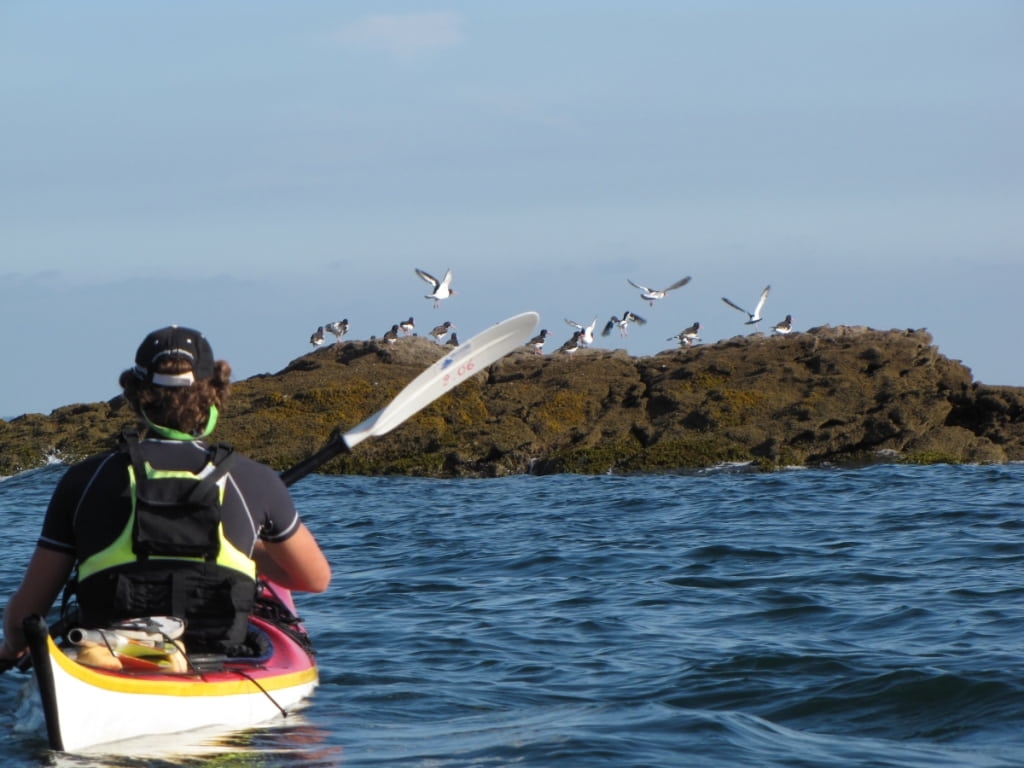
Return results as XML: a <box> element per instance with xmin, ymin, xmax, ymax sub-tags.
<box><xmin>526</xmin><ymin>329</ymin><xmax>552</xmax><ymax>355</ymax></box>
<box><xmin>627</xmin><ymin>276</ymin><xmax>691</xmax><ymax>306</ymax></box>
<box><xmin>415</xmin><ymin>267</ymin><xmax>456</xmax><ymax>308</ymax></box>
<box><xmin>564</xmin><ymin>317</ymin><xmax>598</xmax><ymax>346</ymax></box>
<box><xmin>668</xmin><ymin>321</ymin><xmax>702</xmax><ymax>346</ymax></box>
<box><xmin>772</xmin><ymin>314</ymin><xmax>793</xmax><ymax>335</ymax></box>
<box><xmin>602</xmin><ymin>310</ymin><xmax>647</xmax><ymax>337</ymax></box>
<box><xmin>325</xmin><ymin>319</ymin><xmax>349</xmax><ymax>343</ymax></box>
<box><xmin>309</xmin><ymin>326</ymin><xmax>325</xmax><ymax>347</ymax></box>
<box><xmin>722</xmin><ymin>285</ymin><xmax>771</xmax><ymax>330</ymax></box>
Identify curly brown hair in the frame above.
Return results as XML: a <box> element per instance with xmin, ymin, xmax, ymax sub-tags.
<box><xmin>119</xmin><ymin>357</ymin><xmax>232</xmax><ymax>436</ymax></box>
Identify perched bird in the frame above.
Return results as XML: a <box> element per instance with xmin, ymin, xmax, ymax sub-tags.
<box><xmin>772</xmin><ymin>314</ymin><xmax>793</xmax><ymax>335</ymax></box>
<box><xmin>309</xmin><ymin>326</ymin><xmax>325</xmax><ymax>347</ymax></box>
<box><xmin>564</xmin><ymin>317</ymin><xmax>598</xmax><ymax>346</ymax></box>
<box><xmin>668</xmin><ymin>321</ymin><xmax>702</xmax><ymax>346</ymax></box>
<box><xmin>399</xmin><ymin>317</ymin><xmax>415</xmax><ymax>335</ymax></box>
<box><xmin>602</xmin><ymin>310</ymin><xmax>647</xmax><ymax>337</ymax></box>
<box><xmin>382</xmin><ymin>324</ymin><xmax>400</xmax><ymax>345</ymax></box>
<box><xmin>446</xmin><ymin>332</ymin><xmax>459</xmax><ymax>347</ymax></box>
<box><xmin>627</xmin><ymin>276</ymin><xmax>692</xmax><ymax>306</ymax></box>
<box><xmin>325</xmin><ymin>319</ymin><xmax>349</xmax><ymax>343</ymax></box>
<box><xmin>415</xmin><ymin>267</ymin><xmax>456</xmax><ymax>308</ymax></box>
<box><xmin>430</xmin><ymin>320</ymin><xmax>455</xmax><ymax>342</ymax></box>
<box><xmin>722</xmin><ymin>285</ymin><xmax>771</xmax><ymax>330</ymax></box>
<box><xmin>526</xmin><ymin>328</ymin><xmax>552</xmax><ymax>354</ymax></box>
<box><xmin>558</xmin><ymin>330</ymin><xmax>583</xmax><ymax>356</ymax></box>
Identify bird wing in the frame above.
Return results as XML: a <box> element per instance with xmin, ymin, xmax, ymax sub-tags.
<box><xmin>627</xmin><ymin>278</ymin><xmax>652</xmax><ymax>292</ymax></box>
<box><xmin>753</xmin><ymin>285</ymin><xmax>770</xmax><ymax>316</ymax></box>
<box><xmin>564</xmin><ymin>318</ymin><xmax>583</xmax><ymax>329</ymax></box>
<box><xmin>721</xmin><ymin>297</ymin><xmax>748</xmax><ymax>314</ymax></box>
<box><xmin>415</xmin><ymin>268</ymin><xmax>439</xmax><ymax>289</ymax></box>
<box><xmin>627</xmin><ymin>311</ymin><xmax>647</xmax><ymax>325</ymax></box>
<box><xmin>439</xmin><ymin>269</ymin><xmax>454</xmax><ymax>289</ymax></box>
<box><xmin>601</xmin><ymin>319</ymin><xmax>615</xmax><ymax>337</ymax></box>
<box><xmin>663</xmin><ymin>276</ymin><xmax>692</xmax><ymax>292</ymax></box>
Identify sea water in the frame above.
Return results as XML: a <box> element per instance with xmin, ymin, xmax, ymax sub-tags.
<box><xmin>1</xmin><ymin>463</ymin><xmax>1022</xmax><ymax>767</ymax></box>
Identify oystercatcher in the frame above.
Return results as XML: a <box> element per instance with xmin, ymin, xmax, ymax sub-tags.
<box><xmin>627</xmin><ymin>276</ymin><xmax>691</xmax><ymax>306</ymax></box>
<box><xmin>564</xmin><ymin>317</ymin><xmax>598</xmax><ymax>346</ymax></box>
<box><xmin>668</xmin><ymin>321</ymin><xmax>701</xmax><ymax>346</ymax></box>
<box><xmin>772</xmin><ymin>314</ymin><xmax>793</xmax><ymax>335</ymax></box>
<box><xmin>430</xmin><ymin>320</ymin><xmax>455</xmax><ymax>342</ymax></box>
<box><xmin>325</xmin><ymin>319</ymin><xmax>349</xmax><ymax>343</ymax></box>
<box><xmin>526</xmin><ymin>328</ymin><xmax>552</xmax><ymax>354</ymax></box>
<box><xmin>415</xmin><ymin>267</ymin><xmax>456</xmax><ymax>308</ymax></box>
<box><xmin>602</xmin><ymin>310</ymin><xmax>647</xmax><ymax>337</ymax></box>
<box><xmin>559</xmin><ymin>330</ymin><xmax>583</xmax><ymax>356</ymax></box>
<box><xmin>722</xmin><ymin>285</ymin><xmax>770</xmax><ymax>330</ymax></box>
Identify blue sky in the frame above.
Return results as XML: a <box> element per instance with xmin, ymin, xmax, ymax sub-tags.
<box><xmin>2</xmin><ymin>1</ymin><xmax>1021</xmax><ymax>418</ymax></box>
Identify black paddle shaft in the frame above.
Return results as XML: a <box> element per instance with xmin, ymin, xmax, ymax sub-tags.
<box><xmin>279</xmin><ymin>432</ymin><xmax>351</xmax><ymax>487</ymax></box>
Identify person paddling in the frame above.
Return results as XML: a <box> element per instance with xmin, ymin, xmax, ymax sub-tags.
<box><xmin>1</xmin><ymin>326</ymin><xmax>331</xmax><ymax>669</ymax></box>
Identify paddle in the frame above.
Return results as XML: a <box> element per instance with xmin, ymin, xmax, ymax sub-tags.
<box><xmin>278</xmin><ymin>311</ymin><xmax>539</xmax><ymax>487</ymax></box>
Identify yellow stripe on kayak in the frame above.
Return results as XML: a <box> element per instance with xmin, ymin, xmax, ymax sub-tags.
<box><xmin>47</xmin><ymin>635</ymin><xmax>318</xmax><ymax>697</ymax></box>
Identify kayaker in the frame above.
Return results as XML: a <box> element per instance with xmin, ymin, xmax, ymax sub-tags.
<box><xmin>0</xmin><ymin>326</ymin><xmax>331</xmax><ymax>669</ymax></box>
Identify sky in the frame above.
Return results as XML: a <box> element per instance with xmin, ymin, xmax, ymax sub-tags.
<box><xmin>2</xmin><ymin>1</ymin><xmax>1022</xmax><ymax>419</ymax></box>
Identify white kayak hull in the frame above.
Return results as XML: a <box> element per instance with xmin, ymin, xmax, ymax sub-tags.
<box><xmin>22</xmin><ymin>585</ymin><xmax>318</xmax><ymax>753</ymax></box>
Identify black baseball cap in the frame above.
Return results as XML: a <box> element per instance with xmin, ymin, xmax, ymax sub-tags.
<box><xmin>132</xmin><ymin>326</ymin><xmax>215</xmax><ymax>387</ymax></box>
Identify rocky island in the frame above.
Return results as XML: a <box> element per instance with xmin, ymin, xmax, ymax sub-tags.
<box><xmin>2</xmin><ymin>325</ymin><xmax>1023</xmax><ymax>477</ymax></box>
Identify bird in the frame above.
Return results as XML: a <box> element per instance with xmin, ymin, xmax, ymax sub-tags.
<box><xmin>382</xmin><ymin>324</ymin><xmax>400</xmax><ymax>345</ymax></box>
<box><xmin>415</xmin><ymin>267</ymin><xmax>456</xmax><ymax>308</ymax></box>
<box><xmin>668</xmin><ymin>321</ymin><xmax>702</xmax><ymax>346</ymax></box>
<box><xmin>722</xmin><ymin>285</ymin><xmax>771</xmax><ymax>330</ymax></box>
<box><xmin>430</xmin><ymin>321</ymin><xmax>455</xmax><ymax>342</ymax></box>
<box><xmin>446</xmin><ymin>332</ymin><xmax>459</xmax><ymax>347</ymax></box>
<box><xmin>399</xmin><ymin>317</ymin><xmax>415</xmax><ymax>335</ymax></box>
<box><xmin>325</xmin><ymin>319</ymin><xmax>349</xmax><ymax>343</ymax></box>
<box><xmin>602</xmin><ymin>310</ymin><xmax>647</xmax><ymax>337</ymax></box>
<box><xmin>564</xmin><ymin>317</ymin><xmax>598</xmax><ymax>346</ymax></box>
<box><xmin>558</xmin><ymin>330</ymin><xmax>583</xmax><ymax>356</ymax></box>
<box><xmin>627</xmin><ymin>276</ymin><xmax>691</xmax><ymax>306</ymax></box>
<box><xmin>772</xmin><ymin>314</ymin><xmax>793</xmax><ymax>335</ymax></box>
<box><xmin>526</xmin><ymin>328</ymin><xmax>552</xmax><ymax>354</ymax></box>
<box><xmin>309</xmin><ymin>326</ymin><xmax>325</xmax><ymax>347</ymax></box>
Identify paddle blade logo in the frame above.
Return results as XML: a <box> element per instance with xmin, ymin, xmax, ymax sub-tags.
<box><xmin>440</xmin><ymin>344</ymin><xmax>475</xmax><ymax>388</ymax></box>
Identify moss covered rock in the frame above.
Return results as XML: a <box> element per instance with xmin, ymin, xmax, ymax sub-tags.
<box><xmin>2</xmin><ymin>328</ymin><xmax>1023</xmax><ymax>477</ymax></box>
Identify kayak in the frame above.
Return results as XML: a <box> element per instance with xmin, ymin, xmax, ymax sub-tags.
<box><xmin>21</xmin><ymin>581</ymin><xmax>318</xmax><ymax>753</ymax></box>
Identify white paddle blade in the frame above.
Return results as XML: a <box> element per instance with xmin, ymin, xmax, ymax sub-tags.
<box><xmin>342</xmin><ymin>311</ymin><xmax>540</xmax><ymax>450</ymax></box>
